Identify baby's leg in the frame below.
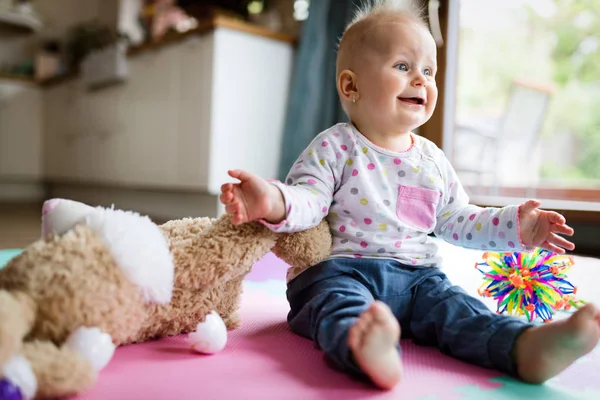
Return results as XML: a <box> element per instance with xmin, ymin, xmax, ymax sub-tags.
<box><xmin>286</xmin><ymin>260</ymin><xmax>402</xmax><ymax>389</ymax></box>
<box><xmin>408</xmin><ymin>269</ymin><xmax>532</xmax><ymax>377</ymax></box>
<box><xmin>409</xmin><ymin>269</ymin><xmax>600</xmax><ymax>383</ymax></box>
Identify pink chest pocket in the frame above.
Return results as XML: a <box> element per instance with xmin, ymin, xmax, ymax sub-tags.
<box><xmin>396</xmin><ymin>185</ymin><xmax>440</xmax><ymax>231</ymax></box>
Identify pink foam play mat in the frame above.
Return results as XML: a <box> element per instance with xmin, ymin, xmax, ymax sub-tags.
<box><xmin>2</xmin><ymin>239</ymin><xmax>600</xmax><ymax>399</ymax></box>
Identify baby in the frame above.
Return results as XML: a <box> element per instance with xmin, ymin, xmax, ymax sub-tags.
<box><xmin>220</xmin><ymin>0</ymin><xmax>600</xmax><ymax>390</ymax></box>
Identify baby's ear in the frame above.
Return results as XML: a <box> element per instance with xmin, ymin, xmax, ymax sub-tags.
<box><xmin>272</xmin><ymin>220</ymin><xmax>332</xmax><ymax>270</ymax></box>
<box><xmin>337</xmin><ymin>70</ymin><xmax>359</xmax><ymax>101</ymax></box>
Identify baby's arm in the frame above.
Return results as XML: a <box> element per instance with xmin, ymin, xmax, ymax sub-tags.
<box><xmin>433</xmin><ymin>154</ymin><xmax>528</xmax><ymax>252</ymax></box>
<box><xmin>433</xmin><ymin>152</ymin><xmax>574</xmax><ymax>253</ymax></box>
<box><xmin>263</xmin><ymin>136</ymin><xmax>341</xmax><ymax>232</ymax></box>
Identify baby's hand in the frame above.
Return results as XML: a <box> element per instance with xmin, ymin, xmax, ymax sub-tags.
<box><xmin>518</xmin><ymin>199</ymin><xmax>575</xmax><ymax>254</ymax></box>
<box><xmin>219</xmin><ymin>170</ymin><xmax>285</xmax><ymax>225</ymax></box>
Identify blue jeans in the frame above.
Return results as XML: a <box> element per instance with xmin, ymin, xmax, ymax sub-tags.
<box><xmin>286</xmin><ymin>257</ymin><xmax>533</xmax><ymax>380</ymax></box>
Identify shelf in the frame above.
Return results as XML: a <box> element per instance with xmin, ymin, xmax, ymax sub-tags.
<box><xmin>0</xmin><ymin>74</ymin><xmax>36</xmax><ymax>85</ymax></box>
<box><xmin>0</xmin><ymin>10</ymin><xmax>42</xmax><ymax>32</ymax></box>
<box><xmin>41</xmin><ymin>14</ymin><xmax>295</xmax><ymax>88</ymax></box>
<box><xmin>127</xmin><ymin>14</ymin><xmax>296</xmax><ymax>56</ymax></box>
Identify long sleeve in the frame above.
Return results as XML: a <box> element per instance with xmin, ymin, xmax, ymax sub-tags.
<box><xmin>433</xmin><ymin>153</ymin><xmax>529</xmax><ymax>252</ymax></box>
<box><xmin>260</xmin><ymin>130</ymin><xmax>343</xmax><ymax>233</ymax></box>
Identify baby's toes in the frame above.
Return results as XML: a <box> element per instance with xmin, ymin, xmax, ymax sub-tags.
<box><xmin>348</xmin><ymin>323</ymin><xmax>360</xmax><ymax>348</ymax></box>
<box><xmin>362</xmin><ymin>307</ymin><xmax>376</xmax><ymax>324</ymax></box>
<box><xmin>349</xmin><ymin>316</ymin><xmax>369</xmax><ymax>346</ymax></box>
<box><xmin>575</xmin><ymin>304</ymin><xmax>598</xmax><ymax>322</ymax></box>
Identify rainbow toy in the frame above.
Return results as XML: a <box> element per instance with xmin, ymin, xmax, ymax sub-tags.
<box><xmin>476</xmin><ymin>249</ymin><xmax>586</xmax><ymax>323</ymax></box>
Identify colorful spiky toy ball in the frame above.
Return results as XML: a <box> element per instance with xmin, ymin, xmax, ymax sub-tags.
<box><xmin>476</xmin><ymin>249</ymin><xmax>586</xmax><ymax>323</ymax></box>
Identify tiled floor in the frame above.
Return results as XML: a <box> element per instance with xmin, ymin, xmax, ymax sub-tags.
<box><xmin>0</xmin><ymin>203</ymin><xmax>42</xmax><ymax>249</ymax></box>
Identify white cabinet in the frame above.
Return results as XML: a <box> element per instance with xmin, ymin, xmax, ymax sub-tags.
<box><xmin>43</xmin><ymin>26</ymin><xmax>294</xmax><ymax>194</ymax></box>
<box><xmin>95</xmin><ymin>44</ymin><xmax>181</xmax><ymax>187</ymax></box>
<box><xmin>0</xmin><ymin>81</ymin><xmax>43</xmax><ymax>180</ymax></box>
<box><xmin>204</xmin><ymin>28</ymin><xmax>292</xmax><ymax>194</ymax></box>
<box><xmin>44</xmin><ymin>79</ymin><xmax>121</xmax><ymax>181</ymax></box>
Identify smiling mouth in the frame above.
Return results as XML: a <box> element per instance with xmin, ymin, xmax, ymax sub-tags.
<box><xmin>398</xmin><ymin>97</ymin><xmax>425</xmax><ymax>105</ymax></box>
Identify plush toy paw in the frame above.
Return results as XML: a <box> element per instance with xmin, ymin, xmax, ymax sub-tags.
<box><xmin>1</xmin><ymin>355</ymin><xmax>37</xmax><ymax>400</ymax></box>
<box><xmin>186</xmin><ymin>311</ymin><xmax>227</xmax><ymax>354</ymax></box>
<box><xmin>63</xmin><ymin>327</ymin><xmax>116</xmax><ymax>372</ymax></box>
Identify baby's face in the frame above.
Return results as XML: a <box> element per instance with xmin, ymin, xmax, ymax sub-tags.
<box><xmin>351</xmin><ymin>19</ymin><xmax>438</xmax><ymax>134</ymax></box>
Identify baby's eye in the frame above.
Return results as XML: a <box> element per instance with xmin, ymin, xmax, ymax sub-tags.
<box><xmin>423</xmin><ymin>68</ymin><xmax>433</xmax><ymax>76</ymax></box>
<box><xmin>394</xmin><ymin>63</ymin><xmax>408</xmax><ymax>71</ymax></box>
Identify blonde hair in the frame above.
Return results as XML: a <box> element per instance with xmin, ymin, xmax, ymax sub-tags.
<box><xmin>336</xmin><ymin>0</ymin><xmax>428</xmax><ymax>77</ymax></box>
<box><xmin>346</xmin><ymin>0</ymin><xmax>426</xmax><ymax>32</ymax></box>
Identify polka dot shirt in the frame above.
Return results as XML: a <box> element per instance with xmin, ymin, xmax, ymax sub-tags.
<box><xmin>261</xmin><ymin>123</ymin><xmax>527</xmax><ymax>281</ymax></box>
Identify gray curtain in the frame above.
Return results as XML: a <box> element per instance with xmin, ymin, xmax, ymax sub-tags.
<box><xmin>277</xmin><ymin>0</ymin><xmax>369</xmax><ymax>180</ymax></box>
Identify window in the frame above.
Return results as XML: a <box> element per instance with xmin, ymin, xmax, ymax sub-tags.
<box><xmin>432</xmin><ymin>0</ymin><xmax>600</xmax><ymax>211</ymax></box>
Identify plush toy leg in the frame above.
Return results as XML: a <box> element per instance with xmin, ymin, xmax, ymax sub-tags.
<box><xmin>1</xmin><ymin>355</ymin><xmax>37</xmax><ymax>400</ymax></box>
<box><xmin>1</xmin><ymin>327</ymin><xmax>115</xmax><ymax>399</ymax></box>
<box><xmin>212</xmin><ymin>277</ymin><xmax>244</xmax><ymax>330</ymax></box>
<box><xmin>62</xmin><ymin>327</ymin><xmax>116</xmax><ymax>372</ymax></box>
<box><xmin>0</xmin><ymin>291</ymin><xmax>36</xmax><ymax>367</ymax></box>
<box><xmin>21</xmin><ymin>341</ymin><xmax>97</xmax><ymax>400</ymax></box>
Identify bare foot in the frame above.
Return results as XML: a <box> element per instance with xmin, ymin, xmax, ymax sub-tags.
<box><xmin>348</xmin><ymin>301</ymin><xmax>402</xmax><ymax>390</ymax></box>
<box><xmin>515</xmin><ymin>303</ymin><xmax>600</xmax><ymax>384</ymax></box>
